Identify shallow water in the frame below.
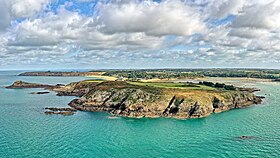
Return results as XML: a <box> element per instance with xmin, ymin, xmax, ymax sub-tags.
<box><xmin>0</xmin><ymin>71</ymin><xmax>279</xmax><ymax>158</ymax></box>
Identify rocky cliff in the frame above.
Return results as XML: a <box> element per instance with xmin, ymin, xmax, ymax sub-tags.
<box><xmin>65</xmin><ymin>81</ymin><xmax>263</xmax><ymax>119</ymax></box>
<box><xmin>7</xmin><ymin>80</ymin><xmax>263</xmax><ymax>119</ymax></box>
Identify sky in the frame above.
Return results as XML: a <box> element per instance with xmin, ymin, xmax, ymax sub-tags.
<box><xmin>0</xmin><ymin>0</ymin><xmax>280</xmax><ymax>70</ymax></box>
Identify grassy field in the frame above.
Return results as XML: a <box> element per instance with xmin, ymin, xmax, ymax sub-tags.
<box><xmin>127</xmin><ymin>81</ymin><xmax>233</xmax><ymax>106</ymax></box>
<box><xmin>128</xmin><ymin>81</ymin><xmax>216</xmax><ymax>90</ymax></box>
<box><xmin>80</xmin><ymin>78</ymin><xmax>217</xmax><ymax>91</ymax></box>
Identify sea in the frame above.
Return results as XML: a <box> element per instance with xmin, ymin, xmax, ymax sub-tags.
<box><xmin>0</xmin><ymin>71</ymin><xmax>279</xmax><ymax>158</ymax></box>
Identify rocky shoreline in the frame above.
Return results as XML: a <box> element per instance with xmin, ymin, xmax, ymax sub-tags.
<box><xmin>7</xmin><ymin>80</ymin><xmax>264</xmax><ymax>119</ymax></box>
<box><xmin>67</xmin><ymin>88</ymin><xmax>263</xmax><ymax>119</ymax></box>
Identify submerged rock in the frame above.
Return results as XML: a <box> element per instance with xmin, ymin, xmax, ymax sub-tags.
<box><xmin>236</xmin><ymin>135</ymin><xmax>259</xmax><ymax>140</ymax></box>
<box><xmin>44</xmin><ymin>107</ymin><xmax>77</xmax><ymax>116</ymax></box>
<box><xmin>45</xmin><ymin>107</ymin><xmax>77</xmax><ymax>111</ymax></box>
<box><xmin>30</xmin><ymin>91</ymin><xmax>50</xmax><ymax>94</ymax></box>
<box><xmin>44</xmin><ymin>111</ymin><xmax>75</xmax><ymax>116</ymax></box>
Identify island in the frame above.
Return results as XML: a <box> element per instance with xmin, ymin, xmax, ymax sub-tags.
<box><xmin>6</xmin><ymin>80</ymin><xmax>57</xmax><ymax>89</ymax></box>
<box><xmin>7</xmin><ymin>79</ymin><xmax>264</xmax><ymax>119</ymax></box>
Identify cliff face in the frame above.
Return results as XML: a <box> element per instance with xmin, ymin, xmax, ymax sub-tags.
<box><xmin>66</xmin><ymin>81</ymin><xmax>263</xmax><ymax>119</ymax></box>
<box><xmin>6</xmin><ymin>80</ymin><xmax>263</xmax><ymax>119</ymax></box>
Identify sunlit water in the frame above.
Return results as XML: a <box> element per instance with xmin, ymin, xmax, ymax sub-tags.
<box><xmin>0</xmin><ymin>71</ymin><xmax>279</xmax><ymax>158</ymax></box>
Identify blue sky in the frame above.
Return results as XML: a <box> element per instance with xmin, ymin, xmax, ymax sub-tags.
<box><xmin>0</xmin><ymin>0</ymin><xmax>280</xmax><ymax>70</ymax></box>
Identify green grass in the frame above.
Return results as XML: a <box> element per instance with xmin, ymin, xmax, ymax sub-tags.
<box><xmin>112</xmin><ymin>97</ymin><xmax>121</xmax><ymax>102</ymax></box>
<box><xmin>83</xmin><ymin>79</ymin><xmax>104</xmax><ymax>83</ymax></box>
<box><xmin>73</xmin><ymin>80</ymin><xmax>217</xmax><ymax>93</ymax></box>
<box><xmin>128</xmin><ymin>82</ymin><xmax>216</xmax><ymax>90</ymax></box>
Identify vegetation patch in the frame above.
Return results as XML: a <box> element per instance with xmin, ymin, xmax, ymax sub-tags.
<box><xmin>199</xmin><ymin>81</ymin><xmax>236</xmax><ymax>90</ymax></box>
<box><xmin>128</xmin><ymin>82</ymin><xmax>216</xmax><ymax>90</ymax></box>
<box><xmin>100</xmin><ymin>69</ymin><xmax>280</xmax><ymax>80</ymax></box>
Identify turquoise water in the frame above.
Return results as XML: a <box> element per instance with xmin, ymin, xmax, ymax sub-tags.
<box><xmin>0</xmin><ymin>71</ymin><xmax>280</xmax><ymax>158</ymax></box>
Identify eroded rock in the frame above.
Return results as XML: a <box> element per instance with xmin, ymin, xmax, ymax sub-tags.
<box><xmin>44</xmin><ymin>107</ymin><xmax>77</xmax><ymax>116</ymax></box>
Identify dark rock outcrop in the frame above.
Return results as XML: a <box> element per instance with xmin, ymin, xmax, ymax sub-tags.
<box><xmin>30</xmin><ymin>91</ymin><xmax>50</xmax><ymax>94</ymax></box>
<box><xmin>165</xmin><ymin>97</ymin><xmax>184</xmax><ymax>114</ymax></box>
<box><xmin>213</xmin><ymin>97</ymin><xmax>224</xmax><ymax>109</ymax></box>
<box><xmin>188</xmin><ymin>102</ymin><xmax>200</xmax><ymax>117</ymax></box>
<box><xmin>163</xmin><ymin>96</ymin><xmax>176</xmax><ymax>115</ymax></box>
<box><xmin>44</xmin><ymin>107</ymin><xmax>77</xmax><ymax>116</ymax></box>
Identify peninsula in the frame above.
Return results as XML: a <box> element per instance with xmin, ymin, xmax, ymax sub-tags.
<box><xmin>7</xmin><ymin>78</ymin><xmax>264</xmax><ymax>119</ymax></box>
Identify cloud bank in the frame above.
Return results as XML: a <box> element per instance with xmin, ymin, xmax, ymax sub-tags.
<box><xmin>0</xmin><ymin>0</ymin><xmax>280</xmax><ymax>69</ymax></box>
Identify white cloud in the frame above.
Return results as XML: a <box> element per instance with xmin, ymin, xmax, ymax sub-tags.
<box><xmin>233</xmin><ymin>1</ymin><xmax>280</xmax><ymax>29</ymax></box>
<box><xmin>0</xmin><ymin>0</ymin><xmax>11</xmax><ymax>31</ymax></box>
<box><xmin>97</xmin><ymin>0</ymin><xmax>206</xmax><ymax>36</ymax></box>
<box><xmin>10</xmin><ymin>0</ymin><xmax>51</xmax><ymax>18</ymax></box>
<box><xmin>2</xmin><ymin>4</ymin><xmax>167</xmax><ymax>68</ymax></box>
<box><xmin>0</xmin><ymin>0</ymin><xmax>51</xmax><ymax>31</ymax></box>
<box><xmin>203</xmin><ymin>0</ymin><xmax>280</xmax><ymax>61</ymax></box>
<box><xmin>206</xmin><ymin>0</ymin><xmax>247</xmax><ymax>19</ymax></box>
<box><xmin>1</xmin><ymin>0</ymin><xmax>280</xmax><ymax>69</ymax></box>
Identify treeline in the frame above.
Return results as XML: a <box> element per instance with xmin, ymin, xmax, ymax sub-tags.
<box><xmin>103</xmin><ymin>71</ymin><xmax>203</xmax><ymax>80</ymax></box>
<box><xmin>101</xmin><ymin>69</ymin><xmax>280</xmax><ymax>80</ymax></box>
<box><xmin>198</xmin><ymin>70</ymin><xmax>280</xmax><ymax>79</ymax></box>
<box><xmin>199</xmin><ymin>81</ymin><xmax>236</xmax><ymax>90</ymax></box>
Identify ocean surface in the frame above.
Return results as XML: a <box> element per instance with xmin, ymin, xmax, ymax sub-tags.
<box><xmin>0</xmin><ymin>71</ymin><xmax>280</xmax><ymax>158</ymax></box>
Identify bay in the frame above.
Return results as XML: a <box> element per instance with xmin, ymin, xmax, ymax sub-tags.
<box><xmin>0</xmin><ymin>71</ymin><xmax>279</xmax><ymax>158</ymax></box>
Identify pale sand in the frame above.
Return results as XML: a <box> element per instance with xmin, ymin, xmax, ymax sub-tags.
<box><xmin>86</xmin><ymin>75</ymin><xmax>117</xmax><ymax>81</ymax></box>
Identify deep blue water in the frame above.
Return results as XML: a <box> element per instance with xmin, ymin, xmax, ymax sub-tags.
<box><xmin>0</xmin><ymin>71</ymin><xmax>280</xmax><ymax>158</ymax></box>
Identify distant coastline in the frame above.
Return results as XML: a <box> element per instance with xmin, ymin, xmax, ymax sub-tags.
<box><xmin>19</xmin><ymin>71</ymin><xmax>103</xmax><ymax>77</ymax></box>
<box><xmin>18</xmin><ymin>68</ymin><xmax>280</xmax><ymax>82</ymax></box>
